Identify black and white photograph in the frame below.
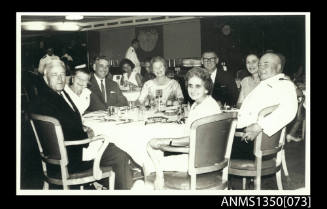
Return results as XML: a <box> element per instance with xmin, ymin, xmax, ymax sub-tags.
<box><xmin>17</xmin><ymin>12</ymin><xmax>310</xmax><ymax>195</ymax></box>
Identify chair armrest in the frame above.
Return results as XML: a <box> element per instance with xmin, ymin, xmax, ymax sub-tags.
<box><xmin>64</xmin><ymin>135</ymin><xmax>106</xmax><ymax>146</ymax></box>
<box><xmin>64</xmin><ymin>138</ymin><xmax>92</xmax><ymax>146</ymax></box>
<box><xmin>234</xmin><ymin>131</ymin><xmax>245</xmax><ymax>138</ymax></box>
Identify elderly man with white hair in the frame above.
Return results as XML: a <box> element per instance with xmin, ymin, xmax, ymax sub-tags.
<box><xmin>231</xmin><ymin>53</ymin><xmax>298</xmax><ymax>160</ymax></box>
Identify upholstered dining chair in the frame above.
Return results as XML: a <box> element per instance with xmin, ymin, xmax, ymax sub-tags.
<box><xmin>29</xmin><ymin>113</ymin><xmax>115</xmax><ymax>190</ymax></box>
<box><xmin>146</xmin><ymin>112</ymin><xmax>238</xmax><ymax>190</ymax></box>
<box><xmin>228</xmin><ymin>105</ymin><xmax>289</xmax><ymax>190</ymax></box>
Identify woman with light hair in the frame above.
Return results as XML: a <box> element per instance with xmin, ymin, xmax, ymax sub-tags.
<box><xmin>137</xmin><ymin>56</ymin><xmax>184</xmax><ymax>106</ymax></box>
<box><xmin>64</xmin><ymin>67</ymin><xmax>92</xmax><ymax>115</ymax></box>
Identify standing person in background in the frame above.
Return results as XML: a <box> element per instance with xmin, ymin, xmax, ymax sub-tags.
<box><xmin>236</xmin><ymin>54</ymin><xmax>261</xmax><ymax>108</ymax></box>
<box><xmin>38</xmin><ymin>47</ymin><xmax>60</xmax><ymax>75</ymax></box>
<box><xmin>201</xmin><ymin>51</ymin><xmax>239</xmax><ymax>107</ymax></box>
<box><xmin>125</xmin><ymin>39</ymin><xmax>141</xmax><ymax>74</ymax></box>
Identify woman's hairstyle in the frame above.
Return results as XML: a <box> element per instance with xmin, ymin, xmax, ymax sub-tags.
<box><xmin>246</xmin><ymin>53</ymin><xmax>259</xmax><ymax>60</ymax></box>
<box><xmin>185</xmin><ymin>67</ymin><xmax>213</xmax><ymax>94</ymax></box>
<box><xmin>241</xmin><ymin>51</ymin><xmax>260</xmax><ymax>65</ymax></box>
<box><xmin>119</xmin><ymin>58</ymin><xmax>135</xmax><ymax>70</ymax></box>
<box><xmin>73</xmin><ymin>67</ymin><xmax>91</xmax><ymax>76</ymax></box>
<box><xmin>150</xmin><ymin>56</ymin><xmax>168</xmax><ymax>72</ymax></box>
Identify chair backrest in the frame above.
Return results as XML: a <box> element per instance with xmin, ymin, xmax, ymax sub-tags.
<box><xmin>29</xmin><ymin>113</ymin><xmax>69</xmax><ymax>166</ymax></box>
<box><xmin>254</xmin><ymin>105</ymin><xmax>286</xmax><ymax>156</ymax></box>
<box><xmin>188</xmin><ymin>112</ymin><xmax>238</xmax><ymax>174</ymax></box>
<box><xmin>22</xmin><ymin>71</ymin><xmax>40</xmax><ymax>100</ymax></box>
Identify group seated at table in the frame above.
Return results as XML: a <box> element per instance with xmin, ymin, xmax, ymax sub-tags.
<box><xmin>145</xmin><ymin>52</ymin><xmax>298</xmax><ymax>190</ymax></box>
<box><xmin>25</xmin><ymin>51</ymin><xmax>300</xmax><ymax>190</ymax></box>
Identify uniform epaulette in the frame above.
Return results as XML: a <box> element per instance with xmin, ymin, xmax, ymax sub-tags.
<box><xmin>42</xmin><ymin>55</ymin><xmax>47</xmax><ymax>59</ymax></box>
<box><xmin>279</xmin><ymin>78</ymin><xmax>289</xmax><ymax>80</ymax></box>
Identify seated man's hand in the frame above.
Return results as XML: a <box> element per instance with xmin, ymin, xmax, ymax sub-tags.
<box><xmin>243</xmin><ymin>123</ymin><xmax>263</xmax><ymax>141</ymax></box>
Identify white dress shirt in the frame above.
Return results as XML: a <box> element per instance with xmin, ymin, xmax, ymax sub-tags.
<box><xmin>64</xmin><ymin>85</ymin><xmax>91</xmax><ymax>115</ymax></box>
<box><xmin>94</xmin><ymin>74</ymin><xmax>107</xmax><ymax>103</ymax></box>
<box><xmin>237</xmin><ymin>73</ymin><xmax>298</xmax><ymax>136</ymax></box>
<box><xmin>210</xmin><ymin>68</ymin><xmax>217</xmax><ymax>83</ymax></box>
<box><xmin>125</xmin><ymin>46</ymin><xmax>141</xmax><ymax>74</ymax></box>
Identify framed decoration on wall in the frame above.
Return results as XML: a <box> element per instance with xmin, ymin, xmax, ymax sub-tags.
<box><xmin>135</xmin><ymin>25</ymin><xmax>163</xmax><ymax>61</ymax></box>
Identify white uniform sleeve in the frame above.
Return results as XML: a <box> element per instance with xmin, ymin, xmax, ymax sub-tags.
<box><xmin>125</xmin><ymin>47</ymin><xmax>133</xmax><ymax>59</ymax></box>
<box><xmin>258</xmin><ymin>81</ymin><xmax>298</xmax><ymax>136</ymax></box>
<box><xmin>38</xmin><ymin>58</ymin><xmax>45</xmax><ymax>74</ymax></box>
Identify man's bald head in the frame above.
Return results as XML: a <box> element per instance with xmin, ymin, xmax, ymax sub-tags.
<box><xmin>258</xmin><ymin>53</ymin><xmax>282</xmax><ymax>81</ymax></box>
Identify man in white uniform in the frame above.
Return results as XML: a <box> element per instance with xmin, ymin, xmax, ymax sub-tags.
<box><xmin>125</xmin><ymin>39</ymin><xmax>141</xmax><ymax>74</ymax></box>
<box><xmin>38</xmin><ymin>47</ymin><xmax>60</xmax><ymax>75</ymax></box>
<box><xmin>231</xmin><ymin>53</ymin><xmax>298</xmax><ymax>159</ymax></box>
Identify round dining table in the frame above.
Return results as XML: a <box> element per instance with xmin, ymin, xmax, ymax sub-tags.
<box><xmin>82</xmin><ymin>107</ymin><xmax>186</xmax><ymax>173</ymax></box>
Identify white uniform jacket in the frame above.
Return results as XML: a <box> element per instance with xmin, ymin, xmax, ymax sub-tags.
<box><xmin>237</xmin><ymin>73</ymin><xmax>298</xmax><ymax>136</ymax></box>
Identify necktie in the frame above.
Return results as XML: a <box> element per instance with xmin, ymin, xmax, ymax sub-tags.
<box><xmin>101</xmin><ymin>79</ymin><xmax>106</xmax><ymax>103</ymax></box>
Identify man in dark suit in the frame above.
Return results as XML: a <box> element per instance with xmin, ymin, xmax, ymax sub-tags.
<box><xmin>201</xmin><ymin>51</ymin><xmax>239</xmax><ymax>107</ymax></box>
<box><xmin>87</xmin><ymin>57</ymin><xmax>128</xmax><ymax>112</ymax></box>
<box><xmin>28</xmin><ymin>59</ymin><xmax>133</xmax><ymax>189</ymax></box>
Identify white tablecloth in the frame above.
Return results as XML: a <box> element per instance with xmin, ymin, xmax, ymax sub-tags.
<box><xmin>82</xmin><ymin>110</ymin><xmax>186</xmax><ymax>170</ymax></box>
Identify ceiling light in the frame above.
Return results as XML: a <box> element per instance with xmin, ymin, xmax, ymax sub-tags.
<box><xmin>52</xmin><ymin>22</ymin><xmax>81</xmax><ymax>31</ymax></box>
<box><xmin>65</xmin><ymin>15</ymin><xmax>84</xmax><ymax>20</ymax></box>
<box><xmin>22</xmin><ymin>21</ymin><xmax>48</xmax><ymax>31</ymax></box>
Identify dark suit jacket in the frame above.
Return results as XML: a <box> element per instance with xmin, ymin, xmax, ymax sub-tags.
<box><xmin>87</xmin><ymin>73</ymin><xmax>128</xmax><ymax>112</ymax></box>
<box><xmin>211</xmin><ymin>65</ymin><xmax>239</xmax><ymax>107</ymax></box>
<box><xmin>27</xmin><ymin>80</ymin><xmax>89</xmax><ymax>171</ymax></box>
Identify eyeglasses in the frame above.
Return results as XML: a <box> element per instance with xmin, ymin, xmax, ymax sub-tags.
<box><xmin>203</xmin><ymin>57</ymin><xmax>217</xmax><ymax>63</ymax></box>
